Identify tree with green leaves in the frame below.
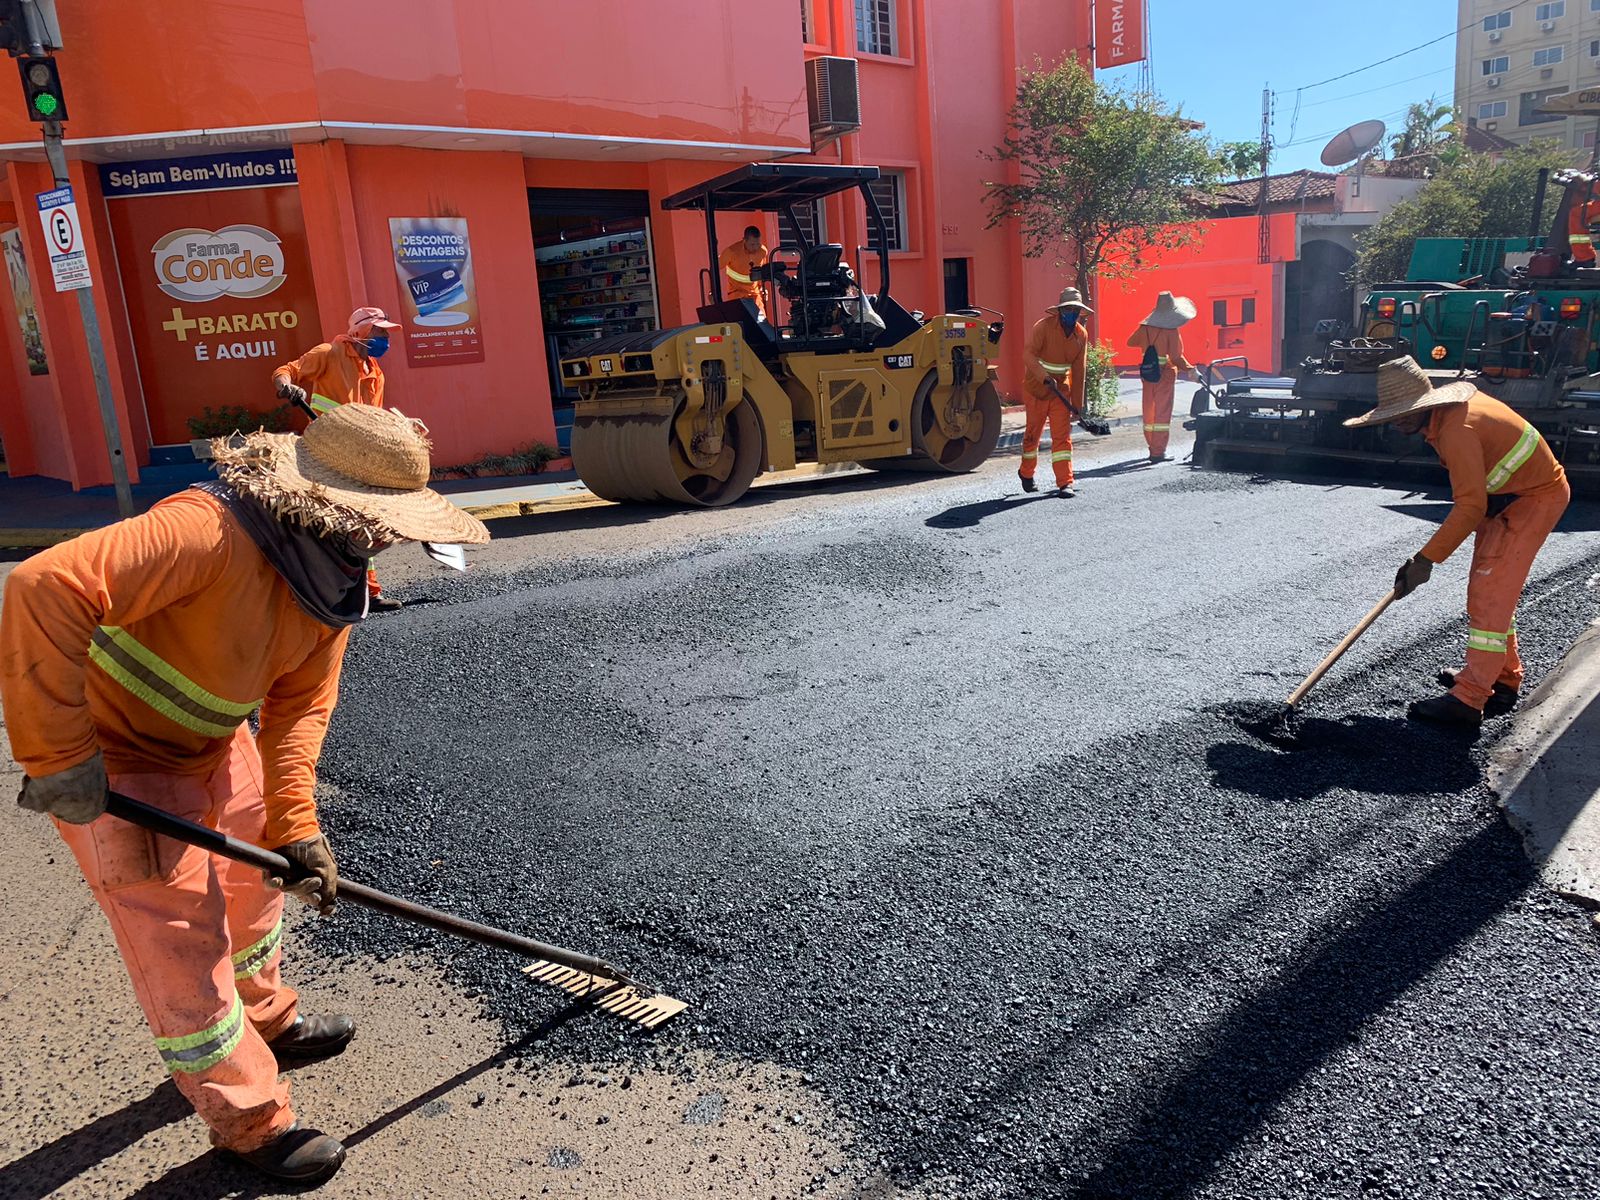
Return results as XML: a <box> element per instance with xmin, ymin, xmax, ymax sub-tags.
<box><xmin>1389</xmin><ymin>98</ymin><xmax>1455</xmax><ymax>162</ymax></box>
<box><xmin>984</xmin><ymin>56</ymin><xmax>1224</xmax><ymax>301</ymax></box>
<box><xmin>1219</xmin><ymin>140</ymin><xmax>1266</xmax><ymax>179</ymax></box>
<box><xmin>1351</xmin><ymin>143</ymin><xmax>1573</xmax><ymax>286</ymax></box>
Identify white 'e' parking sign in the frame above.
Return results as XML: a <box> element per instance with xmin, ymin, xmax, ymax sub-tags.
<box><xmin>36</xmin><ymin>186</ymin><xmax>92</xmax><ymax>291</ymax></box>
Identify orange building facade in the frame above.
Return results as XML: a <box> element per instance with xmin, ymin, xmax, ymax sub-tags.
<box><xmin>0</xmin><ymin>1</ymin><xmax>1091</xmax><ymax>488</ymax></box>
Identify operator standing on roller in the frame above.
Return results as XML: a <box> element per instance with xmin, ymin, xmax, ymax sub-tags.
<box><xmin>1020</xmin><ymin>287</ymin><xmax>1091</xmax><ymax>498</ymax></box>
<box><xmin>719</xmin><ymin>225</ymin><xmax>770</xmax><ymax>322</ymax></box>
<box><xmin>1344</xmin><ymin>357</ymin><xmax>1570</xmax><ymax>728</ymax></box>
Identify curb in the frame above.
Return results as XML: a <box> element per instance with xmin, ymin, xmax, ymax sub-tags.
<box><xmin>1489</xmin><ymin>619</ymin><xmax>1600</xmax><ymax>907</ymax></box>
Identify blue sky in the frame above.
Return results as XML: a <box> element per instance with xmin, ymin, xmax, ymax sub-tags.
<box><xmin>1096</xmin><ymin>0</ymin><xmax>1460</xmax><ymax>174</ymax></box>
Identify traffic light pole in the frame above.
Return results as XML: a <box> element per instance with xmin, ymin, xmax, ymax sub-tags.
<box><xmin>41</xmin><ymin>119</ymin><xmax>133</xmax><ymax>517</ymax></box>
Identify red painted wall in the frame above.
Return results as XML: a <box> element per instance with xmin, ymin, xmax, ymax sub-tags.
<box><xmin>339</xmin><ymin>146</ymin><xmax>556</xmax><ymax>466</ymax></box>
<box><xmin>1096</xmin><ymin>213</ymin><xmax>1297</xmax><ymax>377</ymax></box>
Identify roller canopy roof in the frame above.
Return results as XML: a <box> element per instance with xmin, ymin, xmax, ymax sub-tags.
<box><xmin>661</xmin><ymin>163</ymin><xmax>882</xmax><ymax>212</ymax></box>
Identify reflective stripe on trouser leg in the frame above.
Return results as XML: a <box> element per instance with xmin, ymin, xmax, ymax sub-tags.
<box><xmin>53</xmin><ymin>759</ymin><xmax>295</xmax><ymax>1152</ymax></box>
<box><xmin>214</xmin><ymin>728</ymin><xmax>298</xmax><ymax>1041</ymax></box>
<box><xmin>1143</xmin><ymin>372</ymin><xmax>1175</xmax><ymax>455</ymax></box>
<box><xmin>1019</xmin><ymin>392</ymin><xmax>1049</xmax><ymax>478</ymax></box>
<box><xmin>1452</xmin><ymin>490</ymin><xmax>1569</xmax><ymax>708</ymax></box>
<box><xmin>1046</xmin><ymin>394</ymin><xmax>1075</xmax><ymax>486</ymax></box>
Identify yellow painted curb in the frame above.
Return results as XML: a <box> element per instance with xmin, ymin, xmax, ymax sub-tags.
<box><xmin>0</xmin><ymin>528</ymin><xmax>89</xmax><ymax>548</ymax></box>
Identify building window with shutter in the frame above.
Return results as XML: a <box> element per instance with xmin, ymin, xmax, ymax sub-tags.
<box><xmin>865</xmin><ymin>172</ymin><xmax>907</xmax><ymax>252</ymax></box>
<box><xmin>782</xmin><ymin>199</ymin><xmax>827</xmax><ymax>249</ymax></box>
<box><xmin>855</xmin><ymin>0</ymin><xmax>898</xmax><ymax>57</ymax></box>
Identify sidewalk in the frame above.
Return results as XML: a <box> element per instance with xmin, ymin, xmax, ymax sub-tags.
<box><xmin>1489</xmin><ymin>620</ymin><xmax>1600</xmax><ymax>909</ymax></box>
<box><xmin>0</xmin><ymin>380</ymin><xmax>1202</xmax><ymax>546</ymax></box>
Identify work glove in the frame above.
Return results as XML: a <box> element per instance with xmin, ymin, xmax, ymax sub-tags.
<box><xmin>265</xmin><ymin>835</ymin><xmax>338</xmax><ymax>917</ymax></box>
<box><xmin>18</xmin><ymin>751</ymin><xmax>108</xmax><ymax>824</ymax></box>
<box><xmin>276</xmin><ymin>381</ymin><xmax>308</xmax><ymax>406</ymax></box>
<box><xmin>1394</xmin><ymin>552</ymin><xmax>1434</xmax><ymax>599</ymax></box>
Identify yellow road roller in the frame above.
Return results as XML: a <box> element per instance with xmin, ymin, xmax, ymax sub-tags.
<box><xmin>559</xmin><ymin>163</ymin><xmax>1004</xmax><ymax>507</ymax></box>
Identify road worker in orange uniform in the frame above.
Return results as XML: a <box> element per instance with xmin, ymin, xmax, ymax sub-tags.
<box><xmin>1345</xmin><ymin>357</ymin><xmax>1569</xmax><ymax>728</ymax></box>
<box><xmin>719</xmin><ymin>225</ymin><xmax>770</xmax><ymax>322</ymax></box>
<box><xmin>1127</xmin><ymin>291</ymin><xmax>1196</xmax><ymax>462</ymax></box>
<box><xmin>272</xmin><ymin>306</ymin><xmax>404</xmax><ymax>611</ymax></box>
<box><xmin>0</xmin><ymin>406</ymin><xmax>489</xmax><ymax>1184</ymax></box>
<box><xmin>1020</xmin><ymin>286</ymin><xmax>1091</xmax><ymax>498</ymax></box>
<box><xmin>1567</xmin><ymin>187</ymin><xmax>1600</xmax><ymax>266</ymax></box>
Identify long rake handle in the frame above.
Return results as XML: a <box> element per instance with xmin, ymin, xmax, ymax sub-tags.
<box><xmin>1285</xmin><ymin>590</ymin><xmax>1397</xmax><ymax>709</ymax></box>
<box><xmin>104</xmin><ymin>792</ymin><xmax>638</xmax><ymax>989</ymax></box>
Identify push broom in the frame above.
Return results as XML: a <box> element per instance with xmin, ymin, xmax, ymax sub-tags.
<box><xmin>104</xmin><ymin>792</ymin><xmax>687</xmax><ymax>1030</ymax></box>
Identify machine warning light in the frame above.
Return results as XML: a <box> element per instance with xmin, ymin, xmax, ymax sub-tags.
<box><xmin>1375</xmin><ymin>298</ymin><xmax>1397</xmax><ymax>319</ymax></box>
<box><xmin>1560</xmin><ymin>297</ymin><xmax>1583</xmax><ymax>320</ymax></box>
<box><xmin>1431</xmin><ymin>345</ymin><xmax>1448</xmax><ymax>361</ymax></box>
<box><xmin>18</xmin><ymin>54</ymin><xmax>66</xmax><ymax>122</ymax></box>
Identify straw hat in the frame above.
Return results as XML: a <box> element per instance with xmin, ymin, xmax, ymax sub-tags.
<box><xmin>1046</xmin><ymin>286</ymin><xmax>1094</xmax><ymax>313</ymax></box>
<box><xmin>1342</xmin><ymin>357</ymin><xmax>1477</xmax><ymax>428</ymax></box>
<box><xmin>210</xmin><ymin>404</ymin><xmax>490</xmax><ymax>545</ymax></box>
<box><xmin>1141</xmin><ymin>292</ymin><xmax>1197</xmax><ymax>329</ymax></box>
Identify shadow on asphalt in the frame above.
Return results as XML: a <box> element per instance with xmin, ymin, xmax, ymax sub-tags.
<box><xmin>925</xmin><ymin>493</ymin><xmax>1054</xmax><ymax>528</ymax></box>
<box><xmin>103</xmin><ymin>1003</ymin><xmax>589</xmax><ymax>1198</ymax></box>
<box><xmin>1208</xmin><ymin>713</ymin><xmax>1481</xmax><ymax>802</ymax></box>
<box><xmin>1059</xmin><ymin>821</ymin><xmax>1525</xmax><ymax>1199</ymax></box>
<box><xmin>0</xmin><ymin>1080</ymin><xmax>192</xmax><ymax>1200</ymax></box>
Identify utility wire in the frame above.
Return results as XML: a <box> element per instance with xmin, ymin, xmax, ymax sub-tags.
<box><xmin>1294</xmin><ymin>0</ymin><xmax>1534</xmax><ymax>93</ymax></box>
<box><xmin>1295</xmin><ymin>64</ymin><xmax>1456</xmax><ymax>111</ymax></box>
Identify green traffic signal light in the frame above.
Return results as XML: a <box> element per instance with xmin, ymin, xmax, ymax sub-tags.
<box><xmin>32</xmin><ymin>92</ymin><xmax>57</xmax><ymax>117</ymax></box>
<box><xmin>17</xmin><ymin>54</ymin><xmax>66</xmax><ymax>124</ymax></box>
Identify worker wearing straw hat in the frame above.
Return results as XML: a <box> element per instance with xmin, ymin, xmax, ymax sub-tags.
<box><xmin>0</xmin><ymin>405</ymin><xmax>488</xmax><ymax>1184</ymax></box>
<box><xmin>1020</xmin><ymin>286</ymin><xmax>1092</xmax><ymax>497</ymax></box>
<box><xmin>1126</xmin><ymin>291</ymin><xmax>1196</xmax><ymax>462</ymax></box>
<box><xmin>1345</xmin><ymin>357</ymin><xmax>1569</xmax><ymax>728</ymax></box>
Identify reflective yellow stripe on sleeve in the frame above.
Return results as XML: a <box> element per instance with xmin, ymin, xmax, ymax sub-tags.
<box><xmin>1571</xmin><ymin>235</ymin><xmax>1594</xmax><ymax>246</ymax></box>
<box><xmin>88</xmin><ymin>626</ymin><xmax>261</xmax><ymax>739</ymax></box>
<box><xmin>308</xmin><ymin>393</ymin><xmax>340</xmax><ymax>414</ymax></box>
<box><xmin>725</xmin><ymin>267</ymin><xmax>753</xmax><ymax>284</ymax></box>
<box><xmin>1037</xmin><ymin>359</ymin><xmax>1072</xmax><ymax>373</ymax></box>
<box><xmin>1486</xmin><ymin>422</ymin><xmax>1540</xmax><ymax>493</ymax></box>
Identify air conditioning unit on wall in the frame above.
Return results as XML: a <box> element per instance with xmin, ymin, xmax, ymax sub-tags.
<box><xmin>1542</xmin><ymin>18</ymin><xmax>1556</xmax><ymax>30</ymax></box>
<box><xmin>1489</xmin><ymin>29</ymin><xmax>1503</xmax><ymax>41</ymax></box>
<box><xmin>1488</xmin><ymin>75</ymin><xmax>1503</xmax><ymax>87</ymax></box>
<box><xmin>806</xmin><ymin>57</ymin><xmax>861</xmax><ymax>150</ymax></box>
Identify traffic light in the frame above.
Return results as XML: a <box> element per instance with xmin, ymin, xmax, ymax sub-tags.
<box><xmin>17</xmin><ymin>53</ymin><xmax>64</xmax><ymax>121</ymax></box>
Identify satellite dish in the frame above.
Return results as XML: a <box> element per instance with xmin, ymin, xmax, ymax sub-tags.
<box><xmin>1321</xmin><ymin>119</ymin><xmax>1387</xmax><ymax>167</ymax></box>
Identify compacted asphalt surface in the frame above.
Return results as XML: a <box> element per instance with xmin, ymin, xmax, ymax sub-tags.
<box><xmin>296</xmin><ymin>428</ymin><xmax>1600</xmax><ymax>1199</ymax></box>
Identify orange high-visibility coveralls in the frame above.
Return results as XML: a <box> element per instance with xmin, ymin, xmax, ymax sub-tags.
<box><xmin>0</xmin><ymin>490</ymin><xmax>350</xmax><ymax>1152</ymax></box>
<box><xmin>1568</xmin><ymin>195</ymin><xmax>1600</xmax><ymax>265</ymax></box>
<box><xmin>1022</xmin><ymin>314</ymin><xmax>1087</xmax><ymax>488</ymax></box>
<box><xmin>271</xmin><ymin>339</ymin><xmax>385</xmax><ymax>415</ymax></box>
<box><xmin>1419</xmin><ymin>393</ymin><xmax>1570</xmax><ymax>710</ymax></box>
<box><xmin>1126</xmin><ymin>324</ymin><xmax>1191</xmax><ymax>457</ymax></box>
<box><xmin>719</xmin><ymin>242</ymin><xmax>770</xmax><ymax>321</ymax></box>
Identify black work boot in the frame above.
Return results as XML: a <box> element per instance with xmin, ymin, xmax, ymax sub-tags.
<box><xmin>1408</xmin><ymin>693</ymin><xmax>1483</xmax><ymax>728</ymax></box>
<box><xmin>368</xmin><ymin>594</ymin><xmax>403</xmax><ymax>614</ymax></box>
<box><xmin>1056</xmin><ymin>484</ymin><xmax>1077</xmax><ymax>499</ymax></box>
<box><xmin>233</xmin><ymin>1124</ymin><xmax>346</xmax><ymax>1184</ymax></box>
<box><xmin>1018</xmin><ymin>471</ymin><xmax>1038</xmax><ymax>493</ymax></box>
<box><xmin>1436</xmin><ymin>670</ymin><xmax>1519</xmax><ymax>716</ymax></box>
<box><xmin>269</xmin><ymin>1014</ymin><xmax>355</xmax><ymax>1063</ymax></box>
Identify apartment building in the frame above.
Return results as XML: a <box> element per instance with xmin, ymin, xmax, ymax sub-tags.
<box><xmin>1455</xmin><ymin>0</ymin><xmax>1600</xmax><ymax>152</ymax></box>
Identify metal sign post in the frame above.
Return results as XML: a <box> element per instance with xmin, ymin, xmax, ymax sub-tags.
<box><xmin>40</xmin><ymin>119</ymin><xmax>133</xmax><ymax>516</ymax></box>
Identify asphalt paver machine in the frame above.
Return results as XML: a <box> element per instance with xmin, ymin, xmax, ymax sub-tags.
<box><xmin>560</xmin><ymin>163</ymin><xmax>1003</xmax><ymax>506</ymax></box>
<box><xmin>1192</xmin><ymin>168</ymin><xmax>1600</xmax><ymax>494</ymax></box>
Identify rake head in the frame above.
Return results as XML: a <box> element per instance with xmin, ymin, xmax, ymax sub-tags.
<box><xmin>521</xmin><ymin>959</ymin><xmax>688</xmax><ymax>1030</ymax></box>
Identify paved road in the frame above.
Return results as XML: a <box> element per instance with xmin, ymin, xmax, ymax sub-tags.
<box><xmin>326</xmin><ymin>427</ymin><xmax>1600</xmax><ymax>1198</ymax></box>
<box><xmin>4</xmin><ymin>425</ymin><xmax>1599</xmax><ymax>1198</ymax></box>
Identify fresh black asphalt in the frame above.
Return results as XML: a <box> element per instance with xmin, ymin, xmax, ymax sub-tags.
<box><xmin>311</xmin><ymin>452</ymin><xmax>1600</xmax><ymax>1199</ymax></box>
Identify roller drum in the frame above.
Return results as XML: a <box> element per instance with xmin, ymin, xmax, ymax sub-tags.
<box><xmin>572</xmin><ymin>391</ymin><xmax>764</xmax><ymax>507</ymax></box>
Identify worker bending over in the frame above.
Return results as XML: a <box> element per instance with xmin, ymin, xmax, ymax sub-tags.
<box><xmin>1345</xmin><ymin>357</ymin><xmax>1569</xmax><ymax>727</ymax></box>
<box><xmin>1020</xmin><ymin>287</ymin><xmax>1091</xmax><ymax>498</ymax></box>
<box><xmin>1126</xmin><ymin>291</ymin><xmax>1195</xmax><ymax>462</ymax></box>
<box><xmin>272</xmin><ymin>305</ymin><xmax>404</xmax><ymax>611</ymax></box>
<box><xmin>1</xmin><ymin>405</ymin><xmax>489</xmax><ymax>1183</ymax></box>
<box><xmin>719</xmin><ymin>225</ymin><xmax>770</xmax><ymax>322</ymax></box>
<box><xmin>1568</xmin><ymin>186</ymin><xmax>1600</xmax><ymax>267</ymax></box>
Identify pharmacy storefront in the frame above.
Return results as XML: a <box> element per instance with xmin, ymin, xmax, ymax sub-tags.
<box><xmin>100</xmin><ymin>150</ymin><xmax>320</xmax><ymax>446</ymax></box>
